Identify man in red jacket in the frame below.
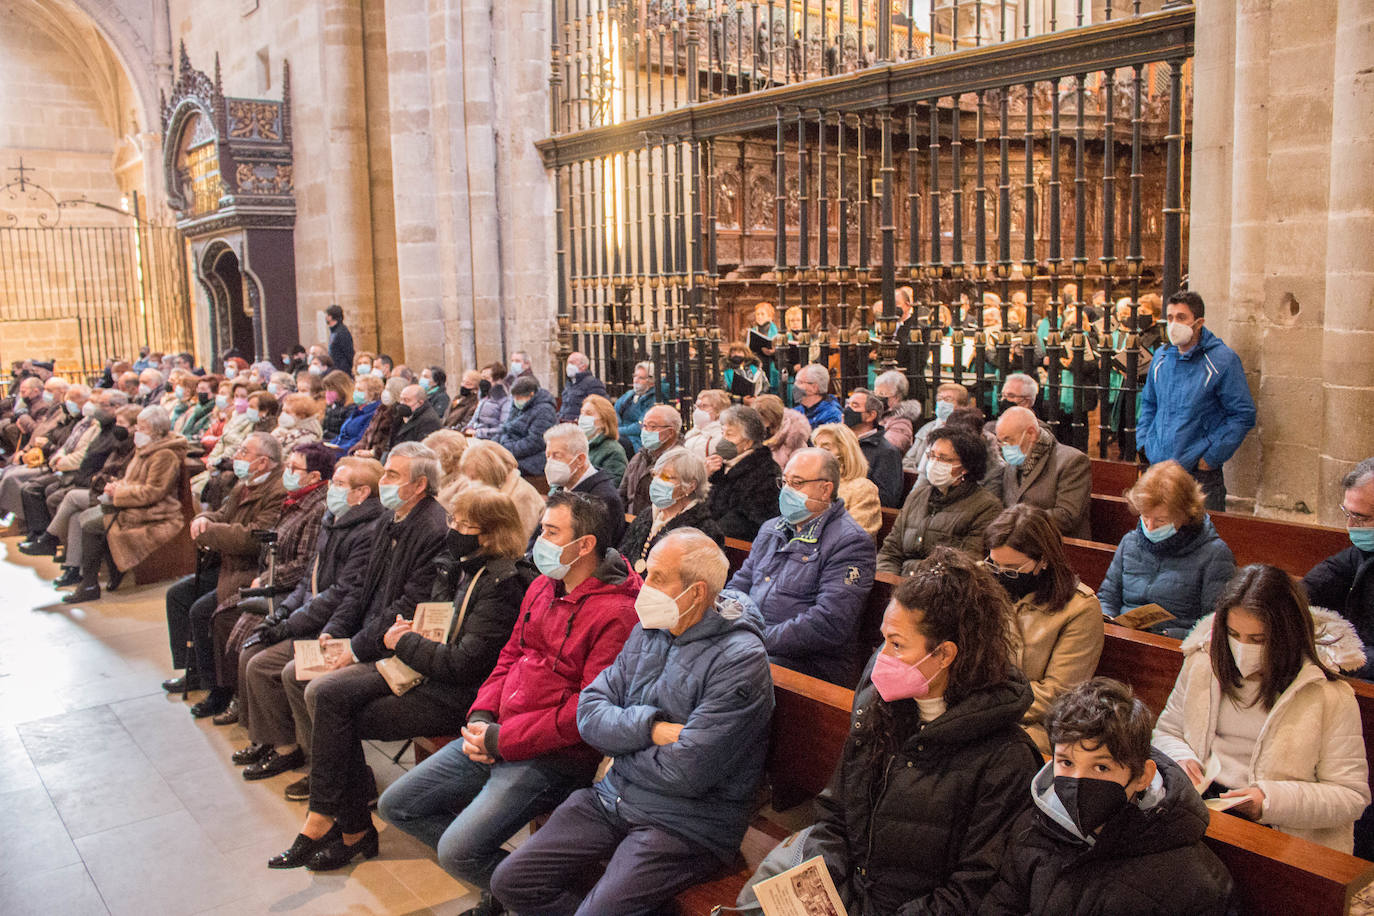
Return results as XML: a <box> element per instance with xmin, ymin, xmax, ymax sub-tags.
<box><xmin>378</xmin><ymin>490</ymin><xmax>640</xmax><ymax>916</ymax></box>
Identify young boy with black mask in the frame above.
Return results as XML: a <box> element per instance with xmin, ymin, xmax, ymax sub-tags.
<box><xmin>978</xmin><ymin>677</ymin><xmax>1233</xmax><ymax>915</ymax></box>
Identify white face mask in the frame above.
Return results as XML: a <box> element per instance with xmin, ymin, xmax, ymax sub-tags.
<box><xmin>1167</xmin><ymin>320</ymin><xmax>1194</xmax><ymax>348</ymax></box>
<box><xmin>634</xmin><ymin>584</ymin><xmax>692</xmax><ymax>630</ymax></box>
<box><xmin>381</xmin><ymin>389</ymin><xmax>396</xmax><ymax>406</ymax></box>
<box><xmin>566</xmin><ymin>362</ymin><xmax>580</xmax><ymax>379</ymax></box>
<box><xmin>1228</xmin><ymin>636</ymin><xmax>1265</xmax><ymax>679</ymax></box>
<box><xmin>692</xmin><ymin>408</ymin><xmax>711</xmax><ymax>429</ymax></box>
<box><xmin>926</xmin><ymin>458</ymin><xmax>959</xmax><ymax>488</ymax></box>
<box><xmin>545</xmin><ymin>458</ymin><xmax>573</xmax><ymax>487</ymax></box>
<box><xmin>133</xmin><ymin>431</ymin><xmax>152</xmax><ymax>448</ymax></box>
<box><xmin>277</xmin><ymin>412</ymin><xmax>297</xmax><ymax>429</ymax></box>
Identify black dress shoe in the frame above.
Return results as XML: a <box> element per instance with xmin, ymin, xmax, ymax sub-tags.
<box><xmin>457</xmin><ymin>893</ymin><xmax>506</xmax><ymax>916</ymax></box>
<box><xmin>52</xmin><ymin>566</ymin><xmax>81</xmax><ymax>588</ymax></box>
<box><xmin>190</xmin><ymin>687</ymin><xmax>232</xmax><ymax>718</ymax></box>
<box><xmin>61</xmin><ymin>584</ymin><xmax>100</xmax><ymax>604</ymax></box>
<box><xmin>305</xmin><ymin>824</ymin><xmax>379</xmax><ymax>871</ymax></box>
<box><xmin>284</xmin><ymin>775</ymin><xmax>310</xmax><ymax>801</ymax></box>
<box><xmin>232</xmin><ymin>743</ymin><xmax>272</xmax><ymax>765</ymax></box>
<box><xmin>243</xmin><ymin>747</ymin><xmax>306</xmax><ymax>781</ymax></box>
<box><xmin>105</xmin><ymin>567</ymin><xmax>126</xmax><ymax>592</ymax></box>
<box><xmin>19</xmin><ymin>533</ymin><xmax>58</xmax><ymax>556</ymax></box>
<box><xmin>211</xmin><ymin>697</ymin><xmax>239</xmax><ymax>725</ymax></box>
<box><xmin>161</xmin><ymin>674</ymin><xmax>201</xmax><ymax>693</ymax></box>
<box><xmin>267</xmin><ymin>824</ymin><xmax>341</xmax><ymax>869</ymax></box>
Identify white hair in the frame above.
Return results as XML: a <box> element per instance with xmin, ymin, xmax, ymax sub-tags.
<box><xmin>874</xmin><ymin>370</ymin><xmax>909</xmax><ymax>400</ymax></box>
<box><xmin>798</xmin><ymin>363</ymin><xmax>830</xmax><ymax>389</ymax></box>
<box><xmin>389</xmin><ymin>441</ymin><xmax>441</xmax><ymax>496</ymax></box>
<box><xmin>1003</xmin><ymin>371</ymin><xmax>1040</xmax><ymax>400</ymax></box>
<box><xmin>653</xmin><ymin>528</ymin><xmax>729</xmax><ymax>602</ymax></box>
<box><xmin>654</xmin><ymin>446</ymin><xmax>710</xmax><ymax>501</ymax></box>
<box><xmin>137</xmin><ymin>405</ymin><xmax>171</xmax><ymax>436</ymax></box>
<box><xmin>544</xmin><ymin>422</ymin><xmax>589</xmax><ymax>457</ymax></box>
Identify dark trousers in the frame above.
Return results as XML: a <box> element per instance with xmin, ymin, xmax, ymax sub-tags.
<box><xmin>165</xmin><ymin>566</ymin><xmax>220</xmax><ymax>676</ymax></box>
<box><xmin>307</xmin><ymin>664</ymin><xmax>472</xmax><ymax>834</ymax></box>
<box><xmin>1192</xmin><ymin>464</ymin><xmax>1227</xmax><ymax>513</ymax></box>
<box><xmin>18</xmin><ymin>475</ymin><xmax>60</xmax><ymax>535</ymax></box>
<box><xmin>490</xmin><ymin>787</ymin><xmax>722</xmax><ymax>916</ymax></box>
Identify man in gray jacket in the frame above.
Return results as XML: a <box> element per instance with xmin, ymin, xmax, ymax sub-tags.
<box><xmin>994</xmin><ymin>406</ymin><xmax>1092</xmax><ymax>538</ymax></box>
<box><xmin>489</xmin><ymin>528</ymin><xmax>774</xmax><ymax>915</ymax></box>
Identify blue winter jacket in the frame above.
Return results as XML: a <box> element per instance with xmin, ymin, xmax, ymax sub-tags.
<box><xmin>578</xmin><ymin>590</ymin><xmax>774</xmax><ymax>863</ymax></box>
<box><xmin>614</xmin><ymin>388</ymin><xmax>657</xmax><ymax>454</ymax></box>
<box><xmin>332</xmin><ymin>399</ymin><xmax>379</xmax><ymax>451</ymax></box>
<box><xmin>1138</xmin><ymin>326</ymin><xmax>1256</xmax><ymax>470</ymax></box>
<box><xmin>728</xmin><ymin>499</ymin><xmax>877</xmax><ymax>685</ymax></box>
<box><xmin>498</xmin><ymin>388</ymin><xmax>558</xmax><ymax>476</ymax></box>
<box><xmin>558</xmin><ymin>369</ymin><xmax>608</xmax><ymax>423</ymax></box>
<box><xmin>795</xmin><ymin>395</ymin><xmax>844</xmax><ymax>428</ymax></box>
<box><xmin>1099</xmin><ymin>516</ymin><xmax>1237</xmax><ymax>636</ymax></box>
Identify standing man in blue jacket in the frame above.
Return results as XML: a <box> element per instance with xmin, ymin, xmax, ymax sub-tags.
<box><xmin>490</xmin><ymin>528</ymin><xmax>774</xmax><ymax>915</ymax></box>
<box><xmin>728</xmin><ymin>447</ymin><xmax>877</xmax><ymax>685</ymax></box>
<box><xmin>1138</xmin><ymin>291</ymin><xmax>1256</xmax><ymax>511</ymax></box>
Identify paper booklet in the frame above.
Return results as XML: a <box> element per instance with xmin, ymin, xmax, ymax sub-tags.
<box><xmin>1109</xmin><ymin>603</ymin><xmax>1176</xmax><ymax>630</ymax></box>
<box><xmin>293</xmin><ymin>639</ymin><xmax>348</xmax><ymax>681</ymax></box>
<box><xmin>375</xmin><ymin>602</ymin><xmax>457</xmax><ymax>696</ymax></box>
<box><xmin>748</xmin><ymin>329</ymin><xmax>775</xmax><ymax>356</ymax></box>
<box><xmin>754</xmin><ymin>856</ymin><xmax>849</xmax><ymax>916</ymax></box>
<box><xmin>1194</xmin><ymin>754</ymin><xmax>1224</xmax><ymax>795</ymax></box>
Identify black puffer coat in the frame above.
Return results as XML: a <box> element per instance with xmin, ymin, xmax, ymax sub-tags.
<box><xmin>806</xmin><ymin>661</ymin><xmax>1041</xmax><ymax>916</ymax></box>
<box><xmin>618</xmin><ymin>500</ymin><xmax>724</xmax><ymax>575</ymax></box>
<box><xmin>977</xmin><ymin>752</ymin><xmax>1233</xmax><ymax>915</ymax></box>
<box><xmin>706</xmin><ymin>446</ymin><xmax>782</xmax><ymax>542</ymax></box>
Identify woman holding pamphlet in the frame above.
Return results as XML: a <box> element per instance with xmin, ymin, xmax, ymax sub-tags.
<box><xmin>267</xmin><ymin>485</ymin><xmax>536</xmax><ymax>871</ymax></box>
<box><xmin>736</xmin><ymin>548</ymin><xmax>1041</xmax><ymax>914</ymax></box>
<box><xmin>1152</xmin><ymin>564</ymin><xmax>1369</xmax><ymax>853</ymax></box>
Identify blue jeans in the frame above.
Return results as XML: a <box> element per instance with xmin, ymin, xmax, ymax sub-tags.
<box><xmin>377</xmin><ymin>741</ymin><xmax>584</xmax><ymax>889</ymax></box>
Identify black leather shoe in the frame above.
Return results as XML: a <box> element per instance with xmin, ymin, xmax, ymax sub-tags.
<box><xmin>305</xmin><ymin>824</ymin><xmax>379</xmax><ymax>871</ymax></box>
<box><xmin>161</xmin><ymin>674</ymin><xmax>201</xmax><ymax>693</ymax></box>
<box><xmin>106</xmin><ymin>567</ymin><xmax>126</xmax><ymax>592</ymax></box>
<box><xmin>211</xmin><ymin>697</ymin><xmax>239</xmax><ymax>726</ymax></box>
<box><xmin>243</xmin><ymin>747</ymin><xmax>306</xmax><ymax>781</ymax></box>
<box><xmin>190</xmin><ymin>687</ymin><xmax>232</xmax><ymax>718</ymax></box>
<box><xmin>52</xmin><ymin>566</ymin><xmax>81</xmax><ymax>588</ymax></box>
<box><xmin>19</xmin><ymin>533</ymin><xmax>58</xmax><ymax>556</ymax></box>
<box><xmin>61</xmin><ymin>584</ymin><xmax>100</xmax><ymax>604</ymax></box>
<box><xmin>267</xmin><ymin>824</ymin><xmax>341</xmax><ymax>869</ymax></box>
<box><xmin>457</xmin><ymin>893</ymin><xmax>506</xmax><ymax>916</ymax></box>
<box><xmin>284</xmin><ymin>775</ymin><xmax>310</xmax><ymax>801</ymax></box>
<box><xmin>231</xmin><ymin>743</ymin><xmax>271</xmax><ymax>765</ymax></box>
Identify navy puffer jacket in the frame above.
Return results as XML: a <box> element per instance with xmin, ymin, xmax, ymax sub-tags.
<box><xmin>497</xmin><ymin>388</ymin><xmax>557</xmax><ymax>476</ymax></box>
<box><xmin>578</xmin><ymin>589</ymin><xmax>774</xmax><ymax>862</ymax></box>
<box><xmin>1099</xmin><ymin>516</ymin><xmax>1236</xmax><ymax>637</ymax></box>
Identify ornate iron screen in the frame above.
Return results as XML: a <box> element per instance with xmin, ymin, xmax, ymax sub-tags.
<box><xmin>539</xmin><ymin>1</ymin><xmax>1194</xmax><ymax>459</ymax></box>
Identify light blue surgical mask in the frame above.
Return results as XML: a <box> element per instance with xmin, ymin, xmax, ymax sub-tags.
<box><xmin>419</xmin><ymin>377</ymin><xmax>433</xmax><ymax>390</ymax></box>
<box><xmin>268</xmin><ymin>382</ymin><xmax>280</xmax><ymax>395</ymax></box>
<box><xmin>379</xmin><ymin>482</ymin><xmax>404</xmax><ymax>510</ymax></box>
<box><xmin>215</xmin><ymin>394</ymin><xmax>229</xmax><ymax>409</ymax></box>
<box><xmin>42</xmin><ymin>391</ymin><xmax>55</xmax><ymax>403</ymax></box>
<box><xmin>649</xmin><ymin>477</ymin><xmax>678</xmax><ymax>509</ymax></box>
<box><xmin>1001</xmin><ymin>442</ymin><xmax>1027</xmax><ymax>468</ymax></box>
<box><xmin>779</xmin><ymin>485</ymin><xmax>814</xmax><ymax>526</ymax></box>
<box><xmin>232</xmin><ymin>458</ymin><xmax>252</xmax><ymax>480</ymax></box>
<box><xmin>326</xmin><ymin>484</ymin><xmax>353</xmax><ymax>519</ymax></box>
<box><xmin>1350</xmin><ymin>526</ymin><xmax>1374</xmax><ymax>553</ymax></box>
<box><xmin>282</xmin><ymin>469</ymin><xmax>303</xmax><ymax>492</ymax></box>
<box><xmin>245</xmin><ymin>408</ymin><xmax>261</xmax><ymax>423</ymax></box>
<box><xmin>512</xmin><ymin>398</ymin><xmax>529</xmax><ymax>411</ymax></box>
<box><xmin>935</xmin><ymin>400</ymin><xmax>955</xmax><ymax>422</ymax></box>
<box><xmin>533</xmin><ymin>535</ymin><xmax>574</xmax><ymax>580</ymax></box>
<box><xmin>353</xmin><ymin>390</ymin><xmax>367</xmax><ymax>405</ymax></box>
<box><xmin>640</xmin><ymin>429</ymin><xmax>661</xmax><ymax>451</ymax></box>
<box><xmin>577</xmin><ymin>415</ymin><xmax>598</xmax><ymax>440</ymax></box>
<box><xmin>357</xmin><ymin>364</ymin><xmax>372</xmax><ymax>376</ymax></box>
<box><xmin>65</xmin><ymin>400</ymin><xmax>80</xmax><ymax>416</ymax></box>
<box><xmin>175</xmin><ymin>386</ymin><xmax>187</xmax><ymax>400</ymax></box>
<box><xmin>1141</xmin><ymin>519</ymin><xmax>1177</xmax><ymax>543</ymax></box>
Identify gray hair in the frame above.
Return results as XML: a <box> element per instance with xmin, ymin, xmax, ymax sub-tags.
<box><xmin>654</xmin><ymin>446</ymin><xmax>710</xmax><ymax>501</ymax></box>
<box><xmin>789</xmin><ymin>446</ymin><xmax>841</xmax><ymax>498</ymax></box>
<box><xmin>634</xmin><ymin>360</ymin><xmax>655</xmax><ymax>377</ymax></box>
<box><xmin>1343</xmin><ymin>457</ymin><xmax>1374</xmax><ymax>491</ymax></box>
<box><xmin>511</xmin><ymin>376</ymin><xmax>539</xmax><ymax>398</ymax></box>
<box><xmin>389</xmin><ymin>441</ymin><xmax>441</xmax><ymax>496</ymax></box>
<box><xmin>645</xmin><ymin>403</ymin><xmax>683</xmax><ymax>432</ymax></box>
<box><xmin>105</xmin><ymin>390</ymin><xmax>129</xmax><ymax>407</ymax></box>
<box><xmin>720</xmin><ymin>405</ymin><xmax>766</xmax><ymax>447</ymax></box>
<box><xmin>68</xmin><ymin>384</ymin><xmax>91</xmax><ymax>400</ymax></box>
<box><xmin>243</xmin><ymin>431</ymin><xmax>282</xmax><ymax>464</ymax></box>
<box><xmin>137</xmin><ymin>405</ymin><xmax>171</xmax><ymax>436</ymax></box>
<box><xmin>1003</xmin><ymin>371</ymin><xmax>1040</xmax><ymax>401</ymax></box>
<box><xmin>653</xmin><ymin>527</ymin><xmax>728</xmax><ymax>603</ymax></box>
<box><xmin>851</xmin><ymin>388</ymin><xmax>884</xmax><ymax>420</ymax></box>
<box><xmin>874</xmin><ymin>370</ymin><xmax>909</xmax><ymax>400</ymax></box>
<box><xmin>544</xmin><ymin>422</ymin><xmax>589</xmax><ymax>457</ymax></box>
<box><xmin>797</xmin><ymin>363</ymin><xmax>830</xmax><ymax>390</ymax></box>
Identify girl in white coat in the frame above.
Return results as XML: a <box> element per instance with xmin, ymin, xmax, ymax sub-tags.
<box><xmin>1152</xmin><ymin>563</ymin><xmax>1370</xmax><ymax>852</ymax></box>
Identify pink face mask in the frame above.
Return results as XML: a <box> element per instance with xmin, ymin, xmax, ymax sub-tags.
<box><xmin>324</xmin><ymin>390</ymin><xmax>339</xmax><ymax>405</ymax></box>
<box><xmin>233</xmin><ymin>397</ymin><xmax>249</xmax><ymax>414</ymax></box>
<box><xmin>870</xmin><ymin>646</ymin><xmax>943</xmax><ymax>703</ymax></box>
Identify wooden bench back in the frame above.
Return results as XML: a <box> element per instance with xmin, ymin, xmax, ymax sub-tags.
<box><xmin>1090</xmin><ymin>457</ymin><xmax>1141</xmax><ymax>496</ymax></box>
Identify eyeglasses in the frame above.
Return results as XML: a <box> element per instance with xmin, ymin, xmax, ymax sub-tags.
<box><xmin>1340</xmin><ymin>504</ymin><xmax>1374</xmax><ymax>527</ymax></box>
<box><xmin>778</xmin><ymin>476</ymin><xmax>826</xmax><ymax>490</ymax></box>
<box><xmin>983</xmin><ymin>557</ymin><xmax>1035</xmax><ymax>577</ymax></box>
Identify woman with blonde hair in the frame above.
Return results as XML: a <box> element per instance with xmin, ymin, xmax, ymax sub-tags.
<box><xmin>423</xmin><ymin>428</ymin><xmax>470</xmax><ymax>507</ymax></box>
<box><xmin>811</xmin><ymin>423</ymin><xmax>881</xmax><ymax>537</ymax></box>
<box><xmin>682</xmin><ymin>388</ymin><xmax>732</xmax><ymax>462</ymax></box>
<box><xmin>274</xmin><ymin>392</ymin><xmax>323</xmax><ymax>452</ymax></box>
<box><xmin>1099</xmin><ymin>459</ymin><xmax>1236</xmax><ymax>637</ymax></box>
<box><xmin>458</xmin><ymin>439</ymin><xmax>545</xmax><ymax>536</ymax></box>
<box><xmin>577</xmin><ymin>394</ymin><xmax>628</xmax><ymax>487</ymax></box>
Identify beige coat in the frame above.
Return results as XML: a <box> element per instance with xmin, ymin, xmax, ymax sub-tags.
<box><xmin>502</xmin><ymin>469</ymin><xmax>547</xmax><ymax>537</ymax></box>
<box><xmin>193</xmin><ymin>473</ymin><xmax>288</xmax><ymax>609</ymax></box>
<box><xmin>1152</xmin><ymin>610</ymin><xmax>1371</xmax><ymax>852</ymax></box>
<box><xmin>107</xmin><ymin>435</ymin><xmax>190</xmax><ymax>571</ymax></box>
<box><xmin>838</xmin><ymin>476</ymin><xmax>882</xmax><ymax>538</ymax></box>
<box><xmin>998</xmin><ymin>426</ymin><xmax>1093</xmax><ymax>539</ymax></box>
<box><xmin>1013</xmin><ymin>582</ymin><xmax>1104</xmax><ymax>753</ymax></box>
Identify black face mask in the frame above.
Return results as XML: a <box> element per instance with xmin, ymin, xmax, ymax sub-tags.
<box><xmin>111</xmin><ymin>425</ymin><xmax>130</xmax><ymax>441</ymax></box>
<box><xmin>842</xmin><ymin>407</ymin><xmax>865</xmax><ymax>429</ymax></box>
<box><xmin>94</xmin><ymin>410</ymin><xmax>114</xmax><ymax>428</ymax></box>
<box><xmin>478</xmin><ymin>379</ymin><xmax>492</xmax><ymax>397</ymax></box>
<box><xmin>714</xmin><ymin>438</ymin><xmax>739</xmax><ymax>461</ymax></box>
<box><xmin>197</xmin><ymin>392</ymin><xmax>212</xmax><ymax>406</ymax></box>
<box><xmin>446</xmin><ymin>529</ymin><xmax>480</xmax><ymax>560</ymax></box>
<box><xmin>728</xmin><ymin>355</ymin><xmax>745</xmax><ymax>367</ymax></box>
<box><xmin>1054</xmin><ymin>775</ymin><xmax>1130</xmax><ymax>836</ymax></box>
<box><xmin>996</xmin><ymin>568</ymin><xmax>1042</xmax><ymax>600</ymax></box>
<box><xmin>394</xmin><ymin>404</ymin><xmax>413</xmax><ymax>420</ymax></box>
<box><xmin>998</xmin><ymin>398</ymin><xmax>1020</xmax><ymax>415</ymax></box>
<box><xmin>460</xmin><ymin>386</ymin><xmax>477</xmax><ymax>398</ymax></box>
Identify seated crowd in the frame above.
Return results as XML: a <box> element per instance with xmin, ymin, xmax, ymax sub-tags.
<box><xmin>3</xmin><ymin>312</ymin><xmax>1373</xmax><ymax>915</ymax></box>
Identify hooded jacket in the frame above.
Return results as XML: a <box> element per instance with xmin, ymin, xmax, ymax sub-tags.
<box><xmin>578</xmin><ymin>589</ymin><xmax>774</xmax><ymax>862</ymax></box>
<box><xmin>268</xmin><ymin>496</ymin><xmax>388</xmax><ymax>640</ymax></box>
<box><xmin>978</xmin><ymin>752</ymin><xmax>1233</xmax><ymax>915</ymax></box>
<box><xmin>1098</xmin><ymin>516</ymin><xmax>1237</xmax><ymax>634</ymax></box>
<box><xmin>498</xmin><ymin>388</ymin><xmax>558</xmax><ymax>477</ymax></box>
<box><xmin>1138</xmin><ymin>326</ymin><xmax>1256</xmax><ymax>471</ymax></box>
<box><xmin>1303</xmin><ymin>545</ymin><xmax>1374</xmax><ymax>678</ymax></box>
<box><xmin>557</xmin><ymin>369</ymin><xmax>608</xmax><ymax>423</ymax></box>
<box><xmin>469</xmin><ymin>549</ymin><xmax>641</xmax><ymax>766</ymax></box>
<box><xmin>804</xmin><ymin>663</ymin><xmax>1041</xmax><ymax>915</ymax></box>
<box><xmin>1151</xmin><ymin>610</ymin><xmax>1371</xmax><ymax>852</ymax></box>
<box><xmin>727</xmin><ymin>498</ymin><xmax>877</xmax><ymax>686</ymax></box>
<box><xmin>796</xmin><ymin>394</ymin><xmax>844</xmax><ymax>428</ymax></box>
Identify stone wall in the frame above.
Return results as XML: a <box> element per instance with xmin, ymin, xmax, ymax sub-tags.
<box><xmin>1190</xmin><ymin>0</ymin><xmax>1374</xmax><ymax>526</ymax></box>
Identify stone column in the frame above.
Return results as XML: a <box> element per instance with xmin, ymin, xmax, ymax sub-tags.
<box><xmin>1319</xmin><ymin>0</ymin><xmax>1374</xmax><ymax>524</ymax></box>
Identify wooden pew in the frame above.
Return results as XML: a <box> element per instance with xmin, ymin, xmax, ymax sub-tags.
<box><xmin>1089</xmin><ymin>493</ymin><xmax>1351</xmax><ymax>579</ymax></box>
<box><xmin>1090</xmin><ymin>457</ymin><xmax>1141</xmax><ymax>496</ymax></box>
<box><xmin>1061</xmin><ymin>536</ymin><xmax>1118</xmax><ymax>591</ymax></box>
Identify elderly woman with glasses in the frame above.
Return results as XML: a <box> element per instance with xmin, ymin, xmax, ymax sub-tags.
<box><xmin>619</xmin><ymin>447</ymin><xmax>723</xmax><ymax>575</ymax></box>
